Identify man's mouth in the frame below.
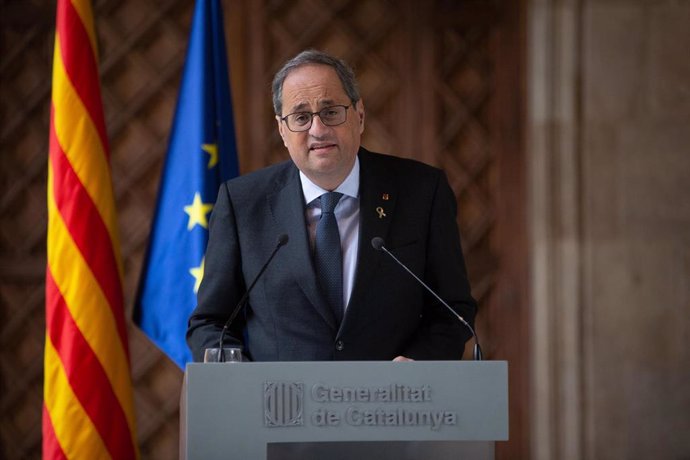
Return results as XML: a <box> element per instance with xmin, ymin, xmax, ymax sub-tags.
<box><xmin>309</xmin><ymin>143</ymin><xmax>336</xmax><ymax>151</ymax></box>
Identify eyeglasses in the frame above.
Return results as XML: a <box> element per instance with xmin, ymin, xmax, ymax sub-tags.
<box><xmin>280</xmin><ymin>105</ymin><xmax>351</xmax><ymax>132</ymax></box>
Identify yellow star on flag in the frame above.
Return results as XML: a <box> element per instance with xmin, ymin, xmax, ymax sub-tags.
<box><xmin>184</xmin><ymin>192</ymin><xmax>213</xmax><ymax>230</ymax></box>
<box><xmin>190</xmin><ymin>257</ymin><xmax>205</xmax><ymax>294</ymax></box>
<box><xmin>202</xmin><ymin>143</ymin><xmax>218</xmax><ymax>169</ymax></box>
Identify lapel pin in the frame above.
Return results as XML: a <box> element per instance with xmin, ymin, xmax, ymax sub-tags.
<box><xmin>376</xmin><ymin>206</ymin><xmax>387</xmax><ymax>219</ymax></box>
<box><xmin>382</xmin><ymin>193</ymin><xmax>390</xmax><ymax>201</ymax></box>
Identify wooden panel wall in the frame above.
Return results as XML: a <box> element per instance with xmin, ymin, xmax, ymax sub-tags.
<box><xmin>0</xmin><ymin>0</ymin><xmax>527</xmax><ymax>458</ymax></box>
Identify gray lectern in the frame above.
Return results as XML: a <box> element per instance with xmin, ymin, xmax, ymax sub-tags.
<box><xmin>181</xmin><ymin>361</ymin><xmax>508</xmax><ymax>460</ymax></box>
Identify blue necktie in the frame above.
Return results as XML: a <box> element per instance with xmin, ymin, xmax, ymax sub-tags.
<box><xmin>314</xmin><ymin>192</ymin><xmax>344</xmax><ymax>324</ymax></box>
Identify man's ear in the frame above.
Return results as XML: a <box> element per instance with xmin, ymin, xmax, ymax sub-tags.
<box><xmin>356</xmin><ymin>100</ymin><xmax>365</xmax><ymax>134</ymax></box>
<box><xmin>276</xmin><ymin>116</ymin><xmax>288</xmax><ymax>147</ymax></box>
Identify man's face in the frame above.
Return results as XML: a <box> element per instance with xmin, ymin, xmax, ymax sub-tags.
<box><xmin>277</xmin><ymin>64</ymin><xmax>365</xmax><ymax>190</ymax></box>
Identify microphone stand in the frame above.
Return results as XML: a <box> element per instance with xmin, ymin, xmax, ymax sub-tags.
<box><xmin>216</xmin><ymin>234</ymin><xmax>289</xmax><ymax>361</ymax></box>
<box><xmin>372</xmin><ymin>237</ymin><xmax>483</xmax><ymax>360</ymax></box>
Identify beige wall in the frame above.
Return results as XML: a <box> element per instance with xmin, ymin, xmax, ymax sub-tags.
<box><xmin>529</xmin><ymin>0</ymin><xmax>690</xmax><ymax>458</ymax></box>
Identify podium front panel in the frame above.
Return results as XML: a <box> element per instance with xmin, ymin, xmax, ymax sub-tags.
<box><xmin>183</xmin><ymin>361</ymin><xmax>508</xmax><ymax>459</ymax></box>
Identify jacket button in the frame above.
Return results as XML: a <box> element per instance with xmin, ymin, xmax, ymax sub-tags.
<box><xmin>335</xmin><ymin>340</ymin><xmax>344</xmax><ymax>351</ymax></box>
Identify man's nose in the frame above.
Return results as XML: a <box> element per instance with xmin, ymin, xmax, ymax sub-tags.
<box><xmin>309</xmin><ymin>114</ymin><xmax>330</xmax><ymax>136</ymax></box>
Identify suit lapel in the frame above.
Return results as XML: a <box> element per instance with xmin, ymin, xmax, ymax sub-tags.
<box><xmin>348</xmin><ymin>151</ymin><xmax>397</xmax><ymax>312</ymax></box>
<box><xmin>267</xmin><ymin>165</ymin><xmax>338</xmax><ymax>330</ymax></box>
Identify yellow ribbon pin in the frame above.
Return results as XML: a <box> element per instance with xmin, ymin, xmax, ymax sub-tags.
<box><xmin>376</xmin><ymin>207</ymin><xmax>387</xmax><ymax>219</ymax></box>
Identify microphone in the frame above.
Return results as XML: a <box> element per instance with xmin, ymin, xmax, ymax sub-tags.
<box><xmin>371</xmin><ymin>237</ymin><xmax>483</xmax><ymax>360</ymax></box>
<box><xmin>216</xmin><ymin>234</ymin><xmax>289</xmax><ymax>361</ymax></box>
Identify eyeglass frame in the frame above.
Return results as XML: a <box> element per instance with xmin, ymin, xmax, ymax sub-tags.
<box><xmin>279</xmin><ymin>104</ymin><xmax>353</xmax><ymax>132</ymax></box>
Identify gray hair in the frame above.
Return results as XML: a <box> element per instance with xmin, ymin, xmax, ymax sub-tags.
<box><xmin>271</xmin><ymin>50</ymin><xmax>361</xmax><ymax>116</ymax></box>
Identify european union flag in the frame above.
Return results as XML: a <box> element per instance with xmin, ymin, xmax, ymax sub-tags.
<box><xmin>134</xmin><ymin>0</ymin><xmax>238</xmax><ymax>368</ymax></box>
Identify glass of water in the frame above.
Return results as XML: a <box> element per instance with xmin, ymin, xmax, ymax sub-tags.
<box><xmin>203</xmin><ymin>347</ymin><xmax>243</xmax><ymax>363</ymax></box>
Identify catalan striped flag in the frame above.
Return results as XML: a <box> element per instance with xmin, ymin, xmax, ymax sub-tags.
<box><xmin>134</xmin><ymin>0</ymin><xmax>239</xmax><ymax>368</ymax></box>
<box><xmin>44</xmin><ymin>0</ymin><xmax>139</xmax><ymax>458</ymax></box>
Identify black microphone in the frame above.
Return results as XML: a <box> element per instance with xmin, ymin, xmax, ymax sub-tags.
<box><xmin>371</xmin><ymin>236</ymin><xmax>483</xmax><ymax>360</ymax></box>
<box><xmin>216</xmin><ymin>234</ymin><xmax>289</xmax><ymax>361</ymax></box>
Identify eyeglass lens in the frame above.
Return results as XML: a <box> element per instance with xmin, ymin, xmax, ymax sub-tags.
<box><xmin>285</xmin><ymin>105</ymin><xmax>348</xmax><ymax>131</ymax></box>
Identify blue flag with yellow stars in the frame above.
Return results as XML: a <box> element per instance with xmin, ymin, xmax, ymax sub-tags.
<box><xmin>134</xmin><ymin>0</ymin><xmax>238</xmax><ymax>368</ymax></box>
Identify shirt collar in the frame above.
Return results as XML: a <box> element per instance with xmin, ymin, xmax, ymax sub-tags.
<box><xmin>300</xmin><ymin>155</ymin><xmax>360</xmax><ymax>205</ymax></box>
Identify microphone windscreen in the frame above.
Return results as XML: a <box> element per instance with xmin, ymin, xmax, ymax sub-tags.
<box><xmin>277</xmin><ymin>234</ymin><xmax>289</xmax><ymax>246</ymax></box>
<box><xmin>371</xmin><ymin>237</ymin><xmax>385</xmax><ymax>250</ymax></box>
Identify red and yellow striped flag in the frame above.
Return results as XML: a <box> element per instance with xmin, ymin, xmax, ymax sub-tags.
<box><xmin>44</xmin><ymin>0</ymin><xmax>139</xmax><ymax>458</ymax></box>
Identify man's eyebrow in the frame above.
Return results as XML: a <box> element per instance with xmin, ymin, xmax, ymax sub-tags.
<box><xmin>288</xmin><ymin>99</ymin><xmax>337</xmax><ymax>113</ymax></box>
<box><xmin>289</xmin><ymin>102</ymin><xmax>309</xmax><ymax>112</ymax></box>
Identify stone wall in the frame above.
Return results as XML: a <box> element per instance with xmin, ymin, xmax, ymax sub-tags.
<box><xmin>582</xmin><ymin>1</ymin><xmax>690</xmax><ymax>458</ymax></box>
<box><xmin>529</xmin><ymin>0</ymin><xmax>690</xmax><ymax>458</ymax></box>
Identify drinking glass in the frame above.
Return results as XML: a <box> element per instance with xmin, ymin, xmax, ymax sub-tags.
<box><xmin>203</xmin><ymin>347</ymin><xmax>243</xmax><ymax>363</ymax></box>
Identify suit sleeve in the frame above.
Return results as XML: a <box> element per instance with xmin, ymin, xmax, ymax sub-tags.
<box><xmin>186</xmin><ymin>182</ymin><xmax>247</xmax><ymax>362</ymax></box>
<box><xmin>401</xmin><ymin>170</ymin><xmax>477</xmax><ymax>360</ymax></box>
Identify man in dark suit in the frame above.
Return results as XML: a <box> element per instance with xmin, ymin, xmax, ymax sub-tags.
<box><xmin>186</xmin><ymin>50</ymin><xmax>476</xmax><ymax>362</ymax></box>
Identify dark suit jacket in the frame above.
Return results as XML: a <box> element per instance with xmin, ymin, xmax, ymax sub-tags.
<box><xmin>186</xmin><ymin>148</ymin><xmax>476</xmax><ymax>361</ymax></box>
